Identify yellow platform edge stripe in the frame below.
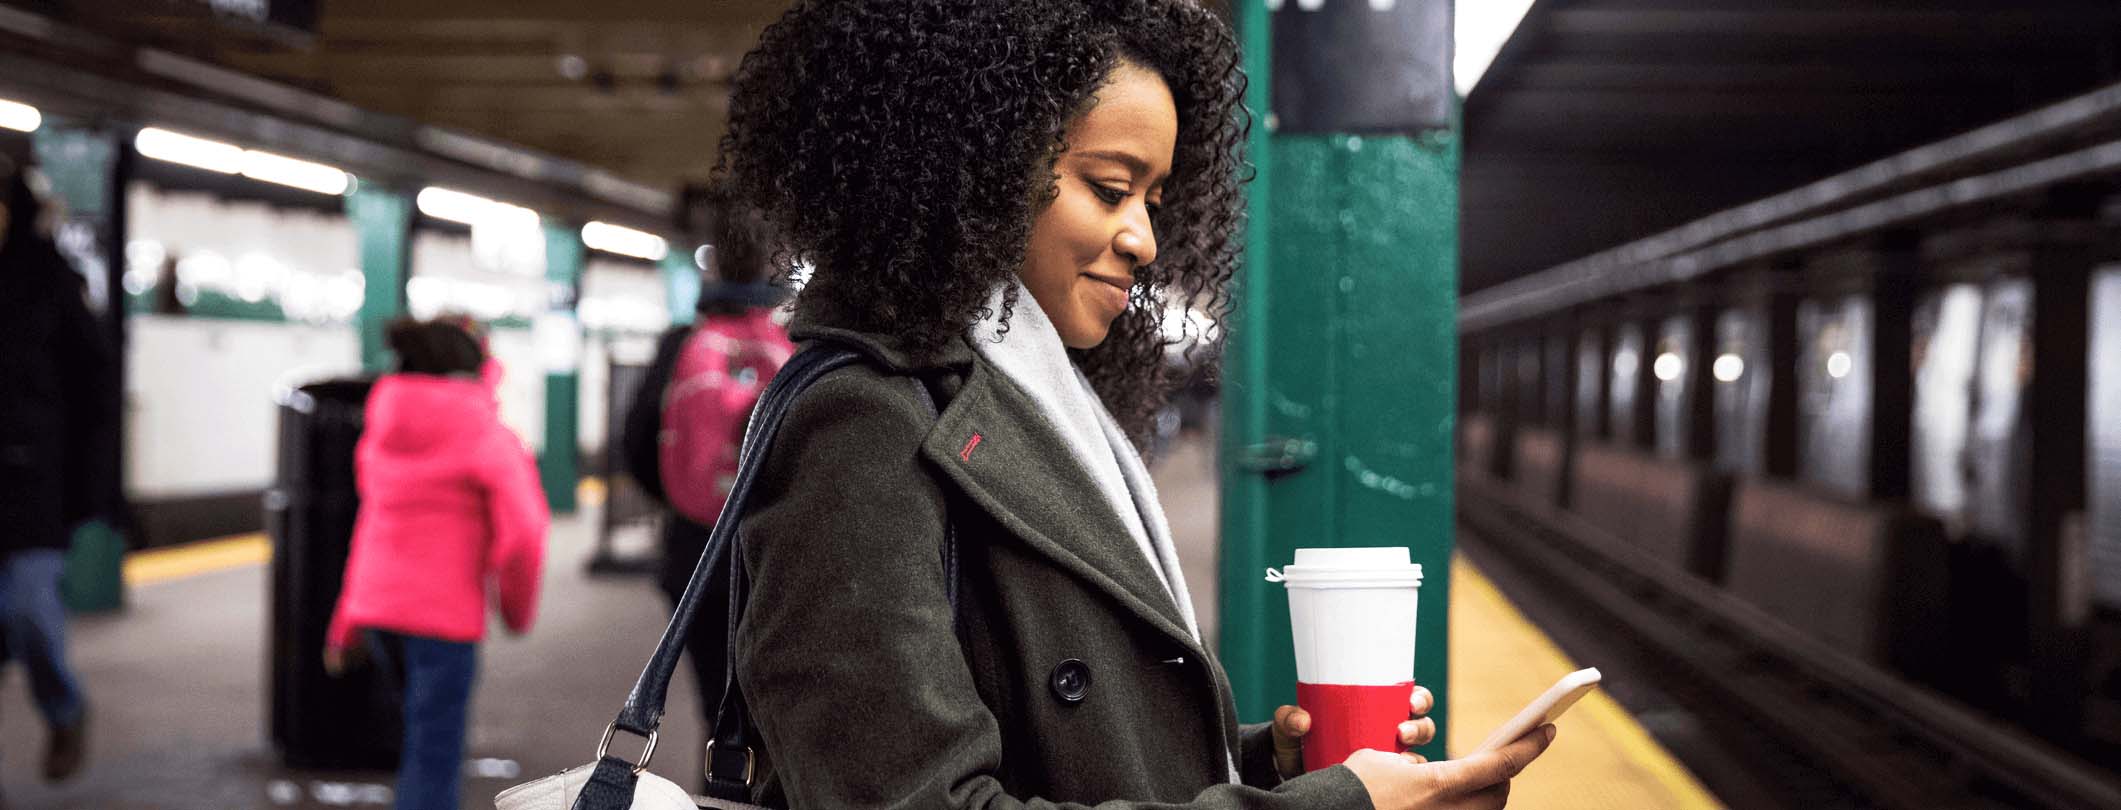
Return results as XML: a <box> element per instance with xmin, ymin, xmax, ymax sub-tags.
<box><xmin>125</xmin><ymin>532</ymin><xmax>271</xmax><ymax>587</ymax></box>
<box><xmin>125</xmin><ymin>477</ymin><xmax>609</xmax><ymax>587</ymax></box>
<box><xmin>1452</xmin><ymin>556</ymin><xmax>1725</xmax><ymax>810</ymax></box>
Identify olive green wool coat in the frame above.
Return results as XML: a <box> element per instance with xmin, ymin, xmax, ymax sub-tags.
<box><xmin>732</xmin><ymin>321</ymin><xmax>1372</xmax><ymax>809</ymax></box>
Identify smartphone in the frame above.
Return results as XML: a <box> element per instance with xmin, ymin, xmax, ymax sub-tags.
<box><xmin>1471</xmin><ymin>667</ymin><xmax>1602</xmax><ymax>754</ymax></box>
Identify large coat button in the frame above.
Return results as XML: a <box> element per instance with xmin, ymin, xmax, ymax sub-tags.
<box><xmin>1049</xmin><ymin>659</ymin><xmax>1091</xmax><ymax>703</ymax></box>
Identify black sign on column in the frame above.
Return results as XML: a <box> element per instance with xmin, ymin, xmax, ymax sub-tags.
<box><xmin>1270</xmin><ymin>0</ymin><xmax>1454</xmax><ymax>134</ymax></box>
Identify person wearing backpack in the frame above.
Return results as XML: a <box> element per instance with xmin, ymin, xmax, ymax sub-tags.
<box><xmin>618</xmin><ymin>197</ymin><xmax>790</xmax><ymax>762</ymax></box>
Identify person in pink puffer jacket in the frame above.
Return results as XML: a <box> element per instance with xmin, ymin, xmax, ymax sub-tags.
<box><xmin>324</xmin><ymin>317</ymin><xmax>548</xmax><ymax>810</ymax></box>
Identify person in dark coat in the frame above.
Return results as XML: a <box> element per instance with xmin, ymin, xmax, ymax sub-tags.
<box><xmin>705</xmin><ymin>2</ymin><xmax>1558</xmax><ymax>808</ymax></box>
<box><xmin>0</xmin><ymin>157</ymin><xmax>108</xmax><ymax>797</ymax></box>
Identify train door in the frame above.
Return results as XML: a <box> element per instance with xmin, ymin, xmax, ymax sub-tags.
<box><xmin>1797</xmin><ymin>293</ymin><xmax>1873</xmax><ymax>498</ymax></box>
<box><xmin>1608</xmin><ymin>321</ymin><xmax>1644</xmax><ymax>445</ymax></box>
<box><xmin>1713</xmin><ymin>307</ymin><xmax>1768</xmax><ymax>475</ymax></box>
<box><xmin>1909</xmin><ymin>273</ymin><xmax>2035</xmax><ymax>709</ymax></box>
<box><xmin>1652</xmin><ymin>314</ymin><xmax>1693</xmax><ymax>459</ymax></box>
<box><xmin>2085</xmin><ymin>265</ymin><xmax>2121</xmax><ymax>751</ymax></box>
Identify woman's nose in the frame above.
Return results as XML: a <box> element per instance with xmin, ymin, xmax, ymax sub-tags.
<box><xmin>1114</xmin><ymin>213</ymin><xmax>1158</xmax><ymax>267</ymax></box>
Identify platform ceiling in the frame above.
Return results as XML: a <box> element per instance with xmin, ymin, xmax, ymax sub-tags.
<box><xmin>1461</xmin><ymin>0</ymin><xmax>2121</xmax><ymax>292</ymax></box>
<box><xmin>74</xmin><ymin>0</ymin><xmax>790</xmax><ymax>191</ymax></box>
<box><xmin>21</xmin><ymin>0</ymin><xmax>2121</xmax><ymax>292</ymax></box>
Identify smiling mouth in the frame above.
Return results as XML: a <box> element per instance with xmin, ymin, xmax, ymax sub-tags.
<box><xmin>1086</xmin><ymin>273</ymin><xmax>1132</xmax><ymax>292</ymax></box>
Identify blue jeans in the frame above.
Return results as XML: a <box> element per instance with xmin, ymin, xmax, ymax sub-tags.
<box><xmin>370</xmin><ymin>632</ymin><xmax>478</xmax><ymax>810</ymax></box>
<box><xmin>0</xmin><ymin>549</ymin><xmax>88</xmax><ymax>732</ymax></box>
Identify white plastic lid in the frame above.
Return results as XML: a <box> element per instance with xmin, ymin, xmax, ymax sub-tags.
<box><xmin>1292</xmin><ymin>547</ymin><xmax>1410</xmax><ymax>568</ymax></box>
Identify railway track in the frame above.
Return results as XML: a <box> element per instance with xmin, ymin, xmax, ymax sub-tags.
<box><xmin>1456</xmin><ymin>477</ymin><xmax>2121</xmax><ymax>810</ymax></box>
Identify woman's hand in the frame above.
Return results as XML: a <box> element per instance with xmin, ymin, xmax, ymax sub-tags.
<box><xmin>1272</xmin><ymin>685</ymin><xmax>1439</xmax><ymax>778</ymax></box>
<box><xmin>1344</xmin><ymin>725</ymin><xmax>1556</xmax><ymax>810</ymax></box>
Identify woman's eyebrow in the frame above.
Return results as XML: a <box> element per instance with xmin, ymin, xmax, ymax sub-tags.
<box><xmin>1076</xmin><ymin>149</ymin><xmax>1160</xmax><ymax>180</ymax></box>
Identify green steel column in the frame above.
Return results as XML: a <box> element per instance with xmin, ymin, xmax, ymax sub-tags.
<box><xmin>663</xmin><ymin>251</ymin><xmax>700</xmax><ymax>326</ymax></box>
<box><xmin>348</xmin><ymin>185</ymin><xmax>413</xmax><ymax>373</ymax></box>
<box><xmin>1218</xmin><ymin>0</ymin><xmax>1279</xmax><ymax>721</ymax></box>
<box><xmin>1218</xmin><ymin>2</ymin><xmax>1458</xmax><ymax>762</ymax></box>
<box><xmin>34</xmin><ymin>124</ymin><xmax>127</xmax><ymax>614</ymax></box>
<box><xmin>540</xmin><ymin>222</ymin><xmax>584</xmax><ymax>514</ymax></box>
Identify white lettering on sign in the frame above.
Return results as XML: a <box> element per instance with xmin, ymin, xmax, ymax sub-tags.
<box><xmin>206</xmin><ymin>0</ymin><xmax>270</xmax><ymax>23</ymax></box>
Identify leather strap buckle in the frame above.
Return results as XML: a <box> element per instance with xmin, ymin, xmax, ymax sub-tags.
<box><xmin>595</xmin><ymin>724</ymin><xmax>658</xmax><ymax>775</ymax></box>
<box><xmin>704</xmin><ymin>741</ymin><xmax>757</xmax><ymax>786</ymax></box>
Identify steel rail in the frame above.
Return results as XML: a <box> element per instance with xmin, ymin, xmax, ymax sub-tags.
<box><xmin>1457</xmin><ymin>478</ymin><xmax>2121</xmax><ymax>810</ymax></box>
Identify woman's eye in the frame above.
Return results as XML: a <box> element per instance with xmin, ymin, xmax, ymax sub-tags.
<box><xmin>1089</xmin><ymin>182</ymin><xmax>1128</xmax><ymax>206</ymax></box>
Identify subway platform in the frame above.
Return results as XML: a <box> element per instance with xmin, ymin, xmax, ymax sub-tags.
<box><xmin>0</xmin><ymin>435</ymin><xmax>1716</xmax><ymax>809</ymax></box>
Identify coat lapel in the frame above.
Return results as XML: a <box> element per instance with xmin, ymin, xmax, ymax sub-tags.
<box><xmin>920</xmin><ymin>356</ymin><xmax>1202</xmax><ymax>653</ymax></box>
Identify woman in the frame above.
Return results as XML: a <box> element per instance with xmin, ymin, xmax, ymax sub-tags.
<box><xmin>324</xmin><ymin>318</ymin><xmax>548</xmax><ymax>810</ymax></box>
<box><xmin>719</xmin><ymin>1</ymin><xmax>1554</xmax><ymax>808</ymax></box>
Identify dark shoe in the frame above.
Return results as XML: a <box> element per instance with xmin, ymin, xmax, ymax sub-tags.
<box><xmin>43</xmin><ymin>709</ymin><xmax>87</xmax><ymax>782</ymax></box>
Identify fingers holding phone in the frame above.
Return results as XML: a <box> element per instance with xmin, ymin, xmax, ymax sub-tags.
<box><xmin>1345</xmin><ymin>724</ymin><xmax>1557</xmax><ymax>810</ymax></box>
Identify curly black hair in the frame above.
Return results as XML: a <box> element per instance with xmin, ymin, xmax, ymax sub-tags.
<box><xmin>717</xmin><ymin>0</ymin><xmax>1247</xmax><ymax>441</ymax></box>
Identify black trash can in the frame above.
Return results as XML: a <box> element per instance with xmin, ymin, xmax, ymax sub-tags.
<box><xmin>266</xmin><ymin>378</ymin><xmax>401</xmax><ymax>769</ymax></box>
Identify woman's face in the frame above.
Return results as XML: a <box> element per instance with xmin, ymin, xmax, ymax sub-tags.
<box><xmin>1020</xmin><ymin>59</ymin><xmax>1176</xmax><ymax>350</ymax></box>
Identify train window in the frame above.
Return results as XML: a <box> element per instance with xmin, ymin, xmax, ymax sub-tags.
<box><xmin>2090</xmin><ymin>266</ymin><xmax>2121</xmax><ymax>610</ymax></box>
<box><xmin>1911</xmin><ymin>284</ymin><xmax>1984</xmax><ymax>531</ymax></box>
<box><xmin>1609</xmin><ymin>322</ymin><xmax>1644</xmax><ymax>443</ymax></box>
<box><xmin>1653</xmin><ymin>314</ymin><xmax>1692</xmax><ymax>459</ymax></box>
<box><xmin>1966</xmin><ymin>277</ymin><xmax>2034</xmax><ymax>564</ymax></box>
<box><xmin>1575</xmin><ymin>327</ymin><xmax>1604</xmax><ymax>439</ymax></box>
<box><xmin>123</xmin><ymin>182</ymin><xmax>362</xmax><ymax>323</ymax></box>
<box><xmin>1798</xmin><ymin>294</ymin><xmax>1873</xmax><ymax>497</ymax></box>
<box><xmin>1713</xmin><ymin>308</ymin><xmax>1767</xmax><ymax>474</ymax></box>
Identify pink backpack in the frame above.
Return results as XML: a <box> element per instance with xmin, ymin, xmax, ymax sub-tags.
<box><xmin>657</xmin><ymin>309</ymin><xmax>794</xmax><ymax>526</ymax></box>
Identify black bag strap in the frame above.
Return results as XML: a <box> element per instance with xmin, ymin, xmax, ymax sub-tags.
<box><xmin>571</xmin><ymin>341</ymin><xmax>956</xmax><ymax>810</ymax></box>
<box><xmin>702</xmin><ymin>359</ymin><xmax>958</xmax><ymax>802</ymax></box>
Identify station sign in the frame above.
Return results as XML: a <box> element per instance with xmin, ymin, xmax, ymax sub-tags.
<box><xmin>1270</xmin><ymin>0</ymin><xmax>1453</xmax><ymax>134</ymax></box>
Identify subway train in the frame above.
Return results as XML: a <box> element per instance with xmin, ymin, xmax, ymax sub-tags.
<box><xmin>1454</xmin><ymin>81</ymin><xmax>2121</xmax><ymax>809</ymax></box>
<box><xmin>0</xmin><ymin>126</ymin><xmax>677</xmax><ymax>550</ymax></box>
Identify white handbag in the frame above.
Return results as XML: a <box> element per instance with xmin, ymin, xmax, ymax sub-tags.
<box><xmin>495</xmin><ymin>346</ymin><xmax>955</xmax><ymax>810</ymax></box>
<box><xmin>493</xmin><ymin>762</ymin><xmax>709</xmax><ymax>810</ymax></box>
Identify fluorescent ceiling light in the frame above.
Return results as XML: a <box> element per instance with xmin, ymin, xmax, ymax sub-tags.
<box><xmin>1455</xmin><ymin>0</ymin><xmax>1538</xmax><ymax>97</ymax></box>
<box><xmin>417</xmin><ymin>186</ymin><xmax>537</xmax><ymax>227</ymax></box>
<box><xmin>136</xmin><ymin>126</ymin><xmax>351</xmax><ymax>195</ymax></box>
<box><xmin>0</xmin><ymin>98</ymin><xmax>41</xmax><ymax>133</ymax></box>
<box><xmin>240</xmin><ymin>149</ymin><xmax>350</xmax><ymax>195</ymax></box>
<box><xmin>136</xmin><ymin>127</ymin><xmax>246</xmax><ymax>174</ymax></box>
<box><xmin>582</xmin><ymin>221</ymin><xmax>668</xmax><ymax>262</ymax></box>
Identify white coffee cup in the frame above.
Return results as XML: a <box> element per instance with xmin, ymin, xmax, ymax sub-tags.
<box><xmin>1266</xmin><ymin>547</ymin><xmax>1424</xmax><ymax>687</ymax></box>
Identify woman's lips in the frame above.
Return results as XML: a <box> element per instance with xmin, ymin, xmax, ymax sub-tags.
<box><xmin>1086</xmin><ymin>273</ymin><xmax>1131</xmax><ymax>314</ymax></box>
